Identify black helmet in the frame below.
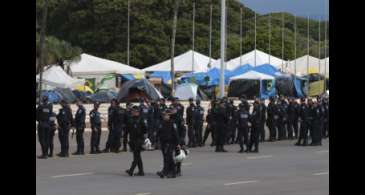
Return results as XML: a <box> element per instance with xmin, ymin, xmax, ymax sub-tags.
<box><xmin>188</xmin><ymin>97</ymin><xmax>194</xmax><ymax>102</ymax></box>
<box><xmin>196</xmin><ymin>99</ymin><xmax>201</xmax><ymax>105</ymax></box>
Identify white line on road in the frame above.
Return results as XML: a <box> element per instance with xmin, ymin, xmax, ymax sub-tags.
<box><xmin>51</xmin><ymin>172</ymin><xmax>95</xmax><ymax>178</ymax></box>
<box><xmin>313</xmin><ymin>171</ymin><xmax>329</xmax><ymax>176</ymax></box>
<box><xmin>135</xmin><ymin>193</ymin><xmax>151</xmax><ymax>195</ymax></box>
<box><xmin>316</xmin><ymin>150</ymin><xmax>329</xmax><ymax>154</ymax></box>
<box><xmin>182</xmin><ymin>162</ymin><xmax>192</xmax><ymax>166</ymax></box>
<box><xmin>247</xmin><ymin>155</ymin><xmax>273</xmax><ymax>160</ymax></box>
<box><xmin>224</xmin><ymin>180</ymin><xmax>259</xmax><ymax>186</ymax></box>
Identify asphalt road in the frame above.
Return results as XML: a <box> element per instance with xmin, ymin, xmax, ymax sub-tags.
<box><xmin>36</xmin><ymin>132</ymin><xmax>329</xmax><ymax>195</ymax></box>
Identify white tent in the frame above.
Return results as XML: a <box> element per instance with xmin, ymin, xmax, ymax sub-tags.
<box><xmin>175</xmin><ymin>83</ymin><xmax>199</xmax><ymax>100</ymax></box>
<box><xmin>287</xmin><ymin>55</ymin><xmax>322</xmax><ymax>76</ymax></box>
<box><xmin>230</xmin><ymin>70</ymin><xmax>275</xmax><ymax>81</ymax></box>
<box><xmin>224</xmin><ymin>49</ymin><xmax>285</xmax><ymax>70</ymax></box>
<box><xmin>143</xmin><ymin>50</ymin><xmax>213</xmax><ymax>72</ymax></box>
<box><xmin>69</xmin><ymin>53</ymin><xmax>144</xmax><ymax>76</ymax></box>
<box><xmin>36</xmin><ymin>65</ymin><xmax>85</xmax><ymax>90</ymax></box>
<box><xmin>320</xmin><ymin>57</ymin><xmax>329</xmax><ymax>77</ymax></box>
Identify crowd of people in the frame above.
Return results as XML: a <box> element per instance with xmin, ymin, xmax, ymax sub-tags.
<box><xmin>36</xmin><ymin>94</ymin><xmax>329</xmax><ymax>178</ymax></box>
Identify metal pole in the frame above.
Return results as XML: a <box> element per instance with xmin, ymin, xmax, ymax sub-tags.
<box><xmin>281</xmin><ymin>12</ymin><xmax>284</xmax><ymax>71</ymax></box>
<box><xmin>294</xmin><ymin>15</ymin><xmax>297</xmax><ymax>75</ymax></box>
<box><xmin>268</xmin><ymin>13</ymin><xmax>271</xmax><ymax>65</ymax></box>
<box><xmin>254</xmin><ymin>12</ymin><xmax>257</xmax><ymax>67</ymax></box>
<box><xmin>192</xmin><ymin>0</ymin><xmax>195</xmax><ymax>71</ymax></box>
<box><xmin>240</xmin><ymin>7</ymin><xmax>243</xmax><ymax>66</ymax></box>
<box><xmin>318</xmin><ymin>16</ymin><xmax>321</xmax><ymax>74</ymax></box>
<box><xmin>219</xmin><ymin>0</ymin><xmax>226</xmax><ymax>98</ymax></box>
<box><xmin>37</xmin><ymin>0</ymin><xmax>49</xmax><ymax>104</ymax></box>
<box><xmin>171</xmin><ymin>0</ymin><xmax>180</xmax><ymax>97</ymax></box>
<box><xmin>307</xmin><ymin>15</ymin><xmax>309</xmax><ymax>75</ymax></box>
<box><xmin>209</xmin><ymin>2</ymin><xmax>212</xmax><ymax>68</ymax></box>
<box><xmin>324</xmin><ymin>0</ymin><xmax>328</xmax><ymax>91</ymax></box>
<box><xmin>127</xmin><ymin>0</ymin><xmax>130</xmax><ymax>66</ymax></box>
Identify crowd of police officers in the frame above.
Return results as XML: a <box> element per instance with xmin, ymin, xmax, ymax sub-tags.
<box><xmin>36</xmin><ymin>94</ymin><xmax>329</xmax><ymax>177</ymax></box>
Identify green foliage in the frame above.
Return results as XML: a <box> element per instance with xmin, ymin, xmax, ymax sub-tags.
<box><xmin>37</xmin><ymin>0</ymin><xmax>329</xmax><ymax>69</ymax></box>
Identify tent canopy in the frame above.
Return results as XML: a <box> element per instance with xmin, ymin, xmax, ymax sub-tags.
<box><xmin>287</xmin><ymin>55</ymin><xmax>323</xmax><ymax>76</ymax></box>
<box><xmin>70</xmin><ymin>53</ymin><xmax>143</xmax><ymax>76</ymax></box>
<box><xmin>175</xmin><ymin>83</ymin><xmax>199</xmax><ymax>100</ymax></box>
<box><xmin>36</xmin><ymin>65</ymin><xmax>84</xmax><ymax>89</ymax></box>
<box><xmin>230</xmin><ymin>70</ymin><xmax>275</xmax><ymax>81</ymax></box>
<box><xmin>143</xmin><ymin>50</ymin><xmax>213</xmax><ymax>72</ymax></box>
<box><xmin>223</xmin><ymin>49</ymin><xmax>285</xmax><ymax>70</ymax></box>
<box><xmin>252</xmin><ymin>64</ymin><xmax>282</xmax><ymax>77</ymax></box>
<box><xmin>149</xmin><ymin>71</ymin><xmax>172</xmax><ymax>84</ymax></box>
<box><xmin>228</xmin><ymin>64</ymin><xmax>253</xmax><ymax>77</ymax></box>
<box><xmin>117</xmin><ymin>79</ymin><xmax>163</xmax><ymax>102</ymax></box>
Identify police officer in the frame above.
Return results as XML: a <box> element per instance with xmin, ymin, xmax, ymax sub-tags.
<box><xmin>103</xmin><ymin>99</ymin><xmax>117</xmax><ymax>153</ymax></box>
<box><xmin>156</xmin><ymin>109</ymin><xmax>180</xmax><ymax>178</ymax></box>
<box><xmin>125</xmin><ymin>106</ymin><xmax>147</xmax><ymax>176</ymax></box>
<box><xmin>293</xmin><ymin>99</ymin><xmax>301</xmax><ymax>139</ymax></box>
<box><xmin>239</xmin><ymin>95</ymin><xmax>250</xmax><ymax>113</ymax></box>
<box><xmin>90</xmin><ymin>102</ymin><xmax>102</xmax><ymax>154</ymax></box>
<box><xmin>310</xmin><ymin>100</ymin><xmax>322</xmax><ymax>146</ymax></box>
<box><xmin>226</xmin><ymin>99</ymin><xmax>237</xmax><ymax>144</ymax></box>
<box><xmin>122</xmin><ymin>101</ymin><xmax>133</xmax><ymax>152</ymax></box>
<box><xmin>73</xmin><ymin>99</ymin><xmax>86</xmax><ymax>155</ymax></box>
<box><xmin>277</xmin><ymin>98</ymin><xmax>287</xmax><ymax>140</ymax></box>
<box><xmin>215</xmin><ymin>99</ymin><xmax>228</xmax><ymax>152</ymax></box>
<box><xmin>287</xmin><ymin>98</ymin><xmax>297</xmax><ymax>140</ymax></box>
<box><xmin>151</xmin><ymin>100</ymin><xmax>161</xmax><ymax>149</ymax></box>
<box><xmin>36</xmin><ymin>96</ymin><xmax>53</xmax><ymax>159</ymax></box>
<box><xmin>266</xmin><ymin>97</ymin><xmax>277</xmax><ymax>141</ymax></box>
<box><xmin>236</xmin><ymin>103</ymin><xmax>250</xmax><ymax>153</ymax></box>
<box><xmin>139</xmin><ymin>98</ymin><xmax>150</xmax><ymax>127</ymax></box>
<box><xmin>170</xmin><ymin>97</ymin><xmax>186</xmax><ymax>146</ymax></box>
<box><xmin>259</xmin><ymin>99</ymin><xmax>267</xmax><ymax>142</ymax></box>
<box><xmin>48</xmin><ymin>112</ymin><xmax>57</xmax><ymax>157</ymax></box>
<box><xmin>248</xmin><ymin>99</ymin><xmax>261</xmax><ymax>153</ymax></box>
<box><xmin>186</xmin><ymin>98</ymin><xmax>196</xmax><ymax>147</ymax></box>
<box><xmin>203</xmin><ymin>100</ymin><xmax>216</xmax><ymax>146</ymax></box>
<box><xmin>56</xmin><ymin>100</ymin><xmax>73</xmax><ymax>157</ymax></box>
<box><xmin>110</xmin><ymin>100</ymin><xmax>127</xmax><ymax>152</ymax></box>
<box><xmin>194</xmin><ymin>99</ymin><xmax>205</xmax><ymax>147</ymax></box>
<box><xmin>295</xmin><ymin>98</ymin><xmax>311</xmax><ymax>146</ymax></box>
<box><xmin>323</xmin><ymin>98</ymin><xmax>329</xmax><ymax>138</ymax></box>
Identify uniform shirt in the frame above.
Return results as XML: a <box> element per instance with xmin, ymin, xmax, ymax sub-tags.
<box><xmin>260</xmin><ymin>103</ymin><xmax>267</xmax><ymax>122</ymax></box>
<box><xmin>287</xmin><ymin>102</ymin><xmax>298</xmax><ymax>121</ymax></box>
<box><xmin>36</xmin><ymin>103</ymin><xmax>53</xmax><ymax>123</ymax></box>
<box><xmin>57</xmin><ymin>106</ymin><xmax>73</xmax><ymax>129</ymax></box>
<box><xmin>74</xmin><ymin>105</ymin><xmax>86</xmax><ymax>128</ymax></box>
<box><xmin>239</xmin><ymin>101</ymin><xmax>250</xmax><ymax>113</ymax></box>
<box><xmin>139</xmin><ymin>104</ymin><xmax>150</xmax><ymax>120</ymax></box>
<box><xmin>107</xmin><ymin>106</ymin><xmax>113</xmax><ymax>129</ymax></box>
<box><xmin>236</xmin><ymin>107</ymin><xmax>250</xmax><ymax>128</ymax></box>
<box><xmin>186</xmin><ymin>104</ymin><xmax>196</xmax><ymax>125</ymax></box>
<box><xmin>111</xmin><ymin>106</ymin><xmax>127</xmax><ymax>129</ymax></box>
<box><xmin>126</xmin><ymin>116</ymin><xmax>147</xmax><ymax>147</ymax></box>
<box><xmin>157</xmin><ymin>120</ymin><xmax>180</xmax><ymax>144</ymax></box>
<box><xmin>267</xmin><ymin>101</ymin><xmax>276</xmax><ymax>121</ymax></box>
<box><xmin>89</xmin><ymin>109</ymin><xmax>101</xmax><ymax>126</ymax></box>
<box><xmin>299</xmin><ymin>103</ymin><xmax>311</xmax><ymax>122</ymax></box>
<box><xmin>194</xmin><ymin>105</ymin><xmax>205</xmax><ymax>122</ymax></box>
<box><xmin>250</xmin><ymin>104</ymin><xmax>262</xmax><ymax>125</ymax></box>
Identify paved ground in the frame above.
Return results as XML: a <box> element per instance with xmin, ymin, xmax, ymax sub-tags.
<box><xmin>36</xmin><ymin>132</ymin><xmax>329</xmax><ymax>195</ymax></box>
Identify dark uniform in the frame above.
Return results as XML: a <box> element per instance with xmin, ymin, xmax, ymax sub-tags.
<box><xmin>150</xmin><ymin>101</ymin><xmax>160</xmax><ymax>148</ymax></box>
<box><xmin>203</xmin><ymin>103</ymin><xmax>216</xmax><ymax>146</ymax></box>
<box><xmin>170</xmin><ymin>99</ymin><xmax>186</xmax><ymax>146</ymax></box>
<box><xmin>125</xmin><ymin>108</ymin><xmax>147</xmax><ymax>176</ymax></box>
<box><xmin>259</xmin><ymin>101</ymin><xmax>267</xmax><ymax>142</ymax></box>
<box><xmin>48</xmin><ymin>112</ymin><xmax>57</xmax><ymax>157</ymax></box>
<box><xmin>123</xmin><ymin>102</ymin><xmax>133</xmax><ymax>151</ymax></box>
<box><xmin>267</xmin><ymin>98</ymin><xmax>278</xmax><ymax>141</ymax></box>
<box><xmin>310</xmin><ymin>102</ymin><xmax>323</xmax><ymax>146</ymax></box>
<box><xmin>110</xmin><ymin>105</ymin><xmax>127</xmax><ymax>152</ymax></box>
<box><xmin>236</xmin><ymin>104</ymin><xmax>250</xmax><ymax>152</ymax></box>
<box><xmin>156</xmin><ymin>113</ymin><xmax>180</xmax><ymax>178</ymax></box>
<box><xmin>287</xmin><ymin>100</ymin><xmax>298</xmax><ymax>140</ymax></box>
<box><xmin>214</xmin><ymin>101</ymin><xmax>228</xmax><ymax>152</ymax></box>
<box><xmin>248</xmin><ymin>102</ymin><xmax>261</xmax><ymax>152</ymax></box>
<box><xmin>277</xmin><ymin>100</ymin><xmax>288</xmax><ymax>140</ymax></box>
<box><xmin>36</xmin><ymin>97</ymin><xmax>53</xmax><ymax>158</ymax></box>
<box><xmin>74</xmin><ymin>104</ymin><xmax>86</xmax><ymax>155</ymax></box>
<box><xmin>186</xmin><ymin>100</ymin><xmax>196</xmax><ymax>147</ymax></box>
<box><xmin>90</xmin><ymin>104</ymin><xmax>102</xmax><ymax>154</ymax></box>
<box><xmin>226</xmin><ymin>100</ymin><xmax>237</xmax><ymax>144</ymax></box>
<box><xmin>323</xmin><ymin>99</ymin><xmax>329</xmax><ymax>138</ymax></box>
<box><xmin>295</xmin><ymin>100</ymin><xmax>311</xmax><ymax>146</ymax></box>
<box><xmin>194</xmin><ymin>100</ymin><xmax>205</xmax><ymax>146</ymax></box>
<box><xmin>103</xmin><ymin>104</ymin><xmax>114</xmax><ymax>152</ymax></box>
<box><xmin>56</xmin><ymin>103</ymin><xmax>73</xmax><ymax>157</ymax></box>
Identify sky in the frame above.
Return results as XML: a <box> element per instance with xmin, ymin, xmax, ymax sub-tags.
<box><xmin>239</xmin><ymin>0</ymin><xmax>328</xmax><ymax>20</ymax></box>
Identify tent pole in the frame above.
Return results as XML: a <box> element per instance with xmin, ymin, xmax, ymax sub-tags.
<box><xmin>240</xmin><ymin>7</ymin><xmax>243</xmax><ymax>66</ymax></box>
<box><xmin>318</xmin><ymin>16</ymin><xmax>321</xmax><ymax>74</ymax></box>
<box><xmin>324</xmin><ymin>0</ymin><xmax>327</xmax><ymax>91</ymax></box>
<box><xmin>209</xmin><ymin>1</ymin><xmax>212</xmax><ymax>68</ymax></box>
<box><xmin>294</xmin><ymin>15</ymin><xmax>297</xmax><ymax>75</ymax></box>
<box><xmin>307</xmin><ymin>15</ymin><xmax>309</xmax><ymax>75</ymax></box>
<box><xmin>281</xmin><ymin>12</ymin><xmax>284</xmax><ymax>72</ymax></box>
<box><xmin>192</xmin><ymin>0</ymin><xmax>195</xmax><ymax>72</ymax></box>
<box><xmin>127</xmin><ymin>0</ymin><xmax>130</xmax><ymax>66</ymax></box>
<box><xmin>171</xmin><ymin>0</ymin><xmax>180</xmax><ymax>97</ymax></box>
<box><xmin>268</xmin><ymin>13</ymin><xmax>271</xmax><ymax>65</ymax></box>
<box><xmin>219</xmin><ymin>0</ymin><xmax>226</xmax><ymax>98</ymax></box>
<box><xmin>254</xmin><ymin>12</ymin><xmax>257</xmax><ymax>67</ymax></box>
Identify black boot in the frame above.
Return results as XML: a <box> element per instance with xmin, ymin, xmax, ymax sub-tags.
<box><xmin>125</xmin><ymin>169</ymin><xmax>133</xmax><ymax>176</ymax></box>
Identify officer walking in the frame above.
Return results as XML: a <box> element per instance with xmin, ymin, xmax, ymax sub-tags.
<box><xmin>73</xmin><ymin>99</ymin><xmax>86</xmax><ymax>155</ymax></box>
<box><xmin>236</xmin><ymin>103</ymin><xmax>250</xmax><ymax>153</ymax></box>
<box><xmin>248</xmin><ymin>99</ymin><xmax>261</xmax><ymax>153</ymax></box>
<box><xmin>56</xmin><ymin>100</ymin><xmax>73</xmax><ymax>157</ymax></box>
<box><xmin>90</xmin><ymin>102</ymin><xmax>102</xmax><ymax>154</ymax></box>
<box><xmin>125</xmin><ymin>106</ymin><xmax>147</xmax><ymax>176</ymax></box>
<box><xmin>36</xmin><ymin>96</ymin><xmax>53</xmax><ymax>159</ymax></box>
<box><xmin>156</xmin><ymin>109</ymin><xmax>180</xmax><ymax>178</ymax></box>
<box><xmin>215</xmin><ymin>99</ymin><xmax>228</xmax><ymax>152</ymax></box>
<box><xmin>194</xmin><ymin>99</ymin><xmax>204</xmax><ymax>147</ymax></box>
<box><xmin>186</xmin><ymin>98</ymin><xmax>196</xmax><ymax>147</ymax></box>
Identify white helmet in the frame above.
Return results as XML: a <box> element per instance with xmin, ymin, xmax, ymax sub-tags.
<box><xmin>174</xmin><ymin>149</ymin><xmax>186</xmax><ymax>162</ymax></box>
<box><xmin>143</xmin><ymin>138</ymin><xmax>152</xmax><ymax>150</ymax></box>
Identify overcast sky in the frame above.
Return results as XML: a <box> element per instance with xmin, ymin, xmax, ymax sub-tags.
<box><xmin>239</xmin><ymin>0</ymin><xmax>328</xmax><ymax>20</ymax></box>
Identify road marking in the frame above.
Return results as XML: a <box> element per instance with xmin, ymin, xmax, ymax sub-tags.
<box><xmin>316</xmin><ymin>150</ymin><xmax>329</xmax><ymax>154</ymax></box>
<box><xmin>182</xmin><ymin>162</ymin><xmax>192</xmax><ymax>166</ymax></box>
<box><xmin>313</xmin><ymin>171</ymin><xmax>329</xmax><ymax>176</ymax></box>
<box><xmin>224</xmin><ymin>180</ymin><xmax>259</xmax><ymax>186</ymax></box>
<box><xmin>136</xmin><ymin>193</ymin><xmax>151</xmax><ymax>195</ymax></box>
<box><xmin>247</xmin><ymin>155</ymin><xmax>273</xmax><ymax>160</ymax></box>
<box><xmin>51</xmin><ymin>172</ymin><xmax>95</xmax><ymax>178</ymax></box>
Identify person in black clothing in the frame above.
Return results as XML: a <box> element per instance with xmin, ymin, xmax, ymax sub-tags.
<box><xmin>310</xmin><ymin>100</ymin><xmax>323</xmax><ymax>146</ymax></box>
<box><xmin>48</xmin><ymin>112</ymin><xmax>57</xmax><ymax>157</ymax></box>
<box><xmin>122</xmin><ymin>101</ymin><xmax>133</xmax><ymax>151</ymax></box>
<box><xmin>73</xmin><ymin>100</ymin><xmax>86</xmax><ymax>155</ymax></box>
<box><xmin>295</xmin><ymin>98</ymin><xmax>311</xmax><ymax>146</ymax></box>
<box><xmin>293</xmin><ymin>99</ymin><xmax>300</xmax><ymax>139</ymax></box>
<box><xmin>36</xmin><ymin>96</ymin><xmax>53</xmax><ymax>159</ymax></box>
<box><xmin>110</xmin><ymin>100</ymin><xmax>127</xmax><ymax>153</ymax></box>
<box><xmin>323</xmin><ymin>97</ymin><xmax>329</xmax><ymax>138</ymax></box>
<box><xmin>156</xmin><ymin>110</ymin><xmax>180</xmax><ymax>178</ymax></box>
<box><xmin>248</xmin><ymin>99</ymin><xmax>261</xmax><ymax>153</ymax></box>
<box><xmin>236</xmin><ymin>103</ymin><xmax>250</xmax><ymax>153</ymax></box>
<box><xmin>203</xmin><ymin>100</ymin><xmax>216</xmax><ymax>146</ymax></box>
<box><xmin>56</xmin><ymin>100</ymin><xmax>73</xmax><ymax>157</ymax></box>
<box><xmin>215</xmin><ymin>100</ymin><xmax>228</xmax><ymax>152</ymax></box>
<box><xmin>103</xmin><ymin>99</ymin><xmax>117</xmax><ymax>153</ymax></box>
<box><xmin>277</xmin><ymin>99</ymin><xmax>288</xmax><ymax>140</ymax></box>
<box><xmin>266</xmin><ymin>97</ymin><xmax>277</xmax><ymax>142</ymax></box>
<box><xmin>259</xmin><ymin>99</ymin><xmax>267</xmax><ymax>142</ymax></box>
<box><xmin>150</xmin><ymin>100</ymin><xmax>160</xmax><ymax>149</ymax></box>
<box><xmin>186</xmin><ymin>98</ymin><xmax>196</xmax><ymax>147</ymax></box>
<box><xmin>287</xmin><ymin>98</ymin><xmax>298</xmax><ymax>140</ymax></box>
<box><xmin>226</xmin><ymin>99</ymin><xmax>237</xmax><ymax>144</ymax></box>
<box><xmin>170</xmin><ymin>97</ymin><xmax>186</xmax><ymax>146</ymax></box>
<box><xmin>194</xmin><ymin>99</ymin><xmax>205</xmax><ymax>147</ymax></box>
<box><xmin>90</xmin><ymin>102</ymin><xmax>102</xmax><ymax>154</ymax></box>
<box><xmin>125</xmin><ymin>106</ymin><xmax>147</xmax><ymax>176</ymax></box>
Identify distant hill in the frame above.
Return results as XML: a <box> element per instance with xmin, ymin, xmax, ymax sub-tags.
<box><xmin>36</xmin><ymin>0</ymin><xmax>328</xmax><ymax>69</ymax></box>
